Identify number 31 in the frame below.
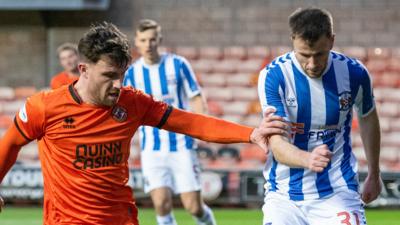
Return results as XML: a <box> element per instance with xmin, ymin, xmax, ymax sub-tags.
<box><xmin>337</xmin><ymin>211</ymin><xmax>361</xmax><ymax>225</ymax></box>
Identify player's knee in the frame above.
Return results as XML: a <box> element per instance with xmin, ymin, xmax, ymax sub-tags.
<box><xmin>153</xmin><ymin>199</ymin><xmax>173</xmax><ymax>214</ymax></box>
<box><xmin>184</xmin><ymin>203</ymin><xmax>203</xmax><ymax>217</ymax></box>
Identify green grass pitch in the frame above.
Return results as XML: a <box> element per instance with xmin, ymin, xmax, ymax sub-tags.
<box><xmin>1</xmin><ymin>207</ymin><xmax>399</xmax><ymax>225</ymax></box>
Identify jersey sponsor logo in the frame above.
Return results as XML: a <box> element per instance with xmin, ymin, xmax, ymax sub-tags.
<box><xmin>289</xmin><ymin>122</ymin><xmax>305</xmax><ymax>134</ymax></box>
<box><xmin>18</xmin><ymin>104</ymin><xmax>28</xmax><ymax>123</ymax></box>
<box><xmin>308</xmin><ymin>128</ymin><xmax>341</xmax><ymax>140</ymax></box>
<box><xmin>73</xmin><ymin>141</ymin><xmax>123</xmax><ymax>170</ymax></box>
<box><xmin>288</xmin><ymin>122</ymin><xmax>341</xmax><ymax>140</ymax></box>
<box><xmin>339</xmin><ymin>91</ymin><xmax>352</xmax><ymax>111</ymax></box>
<box><xmin>112</xmin><ymin>106</ymin><xmax>127</xmax><ymax>122</ymax></box>
<box><xmin>63</xmin><ymin>117</ymin><xmax>76</xmax><ymax>129</ymax></box>
<box><xmin>287</xmin><ymin>122</ymin><xmax>305</xmax><ymax>139</ymax></box>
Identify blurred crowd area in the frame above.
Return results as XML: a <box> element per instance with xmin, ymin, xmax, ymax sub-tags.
<box><xmin>1</xmin><ymin>45</ymin><xmax>399</xmax><ymax>172</ymax></box>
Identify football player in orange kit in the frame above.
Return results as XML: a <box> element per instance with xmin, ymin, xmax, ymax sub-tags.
<box><xmin>50</xmin><ymin>42</ymin><xmax>80</xmax><ymax>89</ymax></box>
<box><xmin>0</xmin><ymin>22</ymin><xmax>288</xmax><ymax>225</ymax></box>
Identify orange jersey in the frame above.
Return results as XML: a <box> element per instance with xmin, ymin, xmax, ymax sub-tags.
<box><xmin>14</xmin><ymin>84</ymin><xmax>168</xmax><ymax>225</ymax></box>
<box><xmin>50</xmin><ymin>72</ymin><xmax>79</xmax><ymax>89</ymax></box>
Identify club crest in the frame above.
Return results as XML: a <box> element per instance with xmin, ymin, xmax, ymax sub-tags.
<box><xmin>112</xmin><ymin>106</ymin><xmax>127</xmax><ymax>122</ymax></box>
<box><xmin>339</xmin><ymin>91</ymin><xmax>352</xmax><ymax>111</ymax></box>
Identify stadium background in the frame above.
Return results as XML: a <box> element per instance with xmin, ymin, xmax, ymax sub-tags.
<box><xmin>0</xmin><ymin>0</ymin><xmax>399</xmax><ymax>223</ymax></box>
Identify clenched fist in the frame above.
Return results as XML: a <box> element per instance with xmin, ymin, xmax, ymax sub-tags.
<box><xmin>307</xmin><ymin>144</ymin><xmax>332</xmax><ymax>172</ymax></box>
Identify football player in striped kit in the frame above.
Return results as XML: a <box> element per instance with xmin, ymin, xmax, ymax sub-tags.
<box><xmin>258</xmin><ymin>7</ymin><xmax>382</xmax><ymax>225</ymax></box>
<box><xmin>123</xmin><ymin>19</ymin><xmax>213</xmax><ymax>225</ymax></box>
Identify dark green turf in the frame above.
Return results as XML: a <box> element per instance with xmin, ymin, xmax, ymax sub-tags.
<box><xmin>1</xmin><ymin>207</ymin><xmax>399</xmax><ymax>225</ymax></box>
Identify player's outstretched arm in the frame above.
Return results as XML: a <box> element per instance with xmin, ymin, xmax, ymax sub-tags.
<box><xmin>0</xmin><ymin>122</ymin><xmax>30</xmax><ymax>213</ymax></box>
<box><xmin>0</xmin><ymin>122</ymin><xmax>30</xmax><ymax>183</ymax></box>
<box><xmin>269</xmin><ymin>135</ymin><xmax>332</xmax><ymax>173</ymax></box>
<box><xmin>358</xmin><ymin>108</ymin><xmax>382</xmax><ymax>204</ymax></box>
<box><xmin>161</xmin><ymin>107</ymin><xmax>287</xmax><ymax>148</ymax></box>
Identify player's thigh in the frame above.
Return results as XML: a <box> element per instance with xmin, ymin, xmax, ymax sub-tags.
<box><xmin>307</xmin><ymin>191</ymin><xmax>366</xmax><ymax>225</ymax></box>
<box><xmin>262</xmin><ymin>192</ymin><xmax>308</xmax><ymax>225</ymax></box>
<box><xmin>141</xmin><ymin>153</ymin><xmax>173</xmax><ymax>193</ymax></box>
<box><xmin>169</xmin><ymin>150</ymin><xmax>201</xmax><ymax>193</ymax></box>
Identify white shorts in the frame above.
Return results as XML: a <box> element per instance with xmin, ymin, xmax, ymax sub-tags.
<box><xmin>262</xmin><ymin>190</ymin><xmax>367</xmax><ymax>225</ymax></box>
<box><xmin>141</xmin><ymin>150</ymin><xmax>201</xmax><ymax>194</ymax></box>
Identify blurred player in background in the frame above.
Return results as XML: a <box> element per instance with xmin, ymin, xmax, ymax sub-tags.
<box><xmin>50</xmin><ymin>42</ymin><xmax>79</xmax><ymax>89</ymax></box>
<box><xmin>123</xmin><ymin>19</ymin><xmax>214</xmax><ymax>225</ymax></box>
<box><xmin>258</xmin><ymin>7</ymin><xmax>381</xmax><ymax>225</ymax></box>
<box><xmin>0</xmin><ymin>22</ymin><xmax>288</xmax><ymax>225</ymax></box>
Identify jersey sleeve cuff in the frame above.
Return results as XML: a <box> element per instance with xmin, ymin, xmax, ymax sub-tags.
<box><xmin>156</xmin><ymin>105</ymin><xmax>173</xmax><ymax>128</ymax></box>
<box><xmin>14</xmin><ymin>117</ymin><xmax>33</xmax><ymax>142</ymax></box>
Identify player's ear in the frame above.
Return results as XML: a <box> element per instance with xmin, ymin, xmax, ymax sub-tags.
<box><xmin>78</xmin><ymin>63</ymin><xmax>88</xmax><ymax>78</ymax></box>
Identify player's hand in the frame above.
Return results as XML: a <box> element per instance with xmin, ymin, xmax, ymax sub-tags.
<box><xmin>0</xmin><ymin>195</ymin><xmax>4</xmax><ymax>213</ymax></box>
<box><xmin>361</xmin><ymin>173</ymin><xmax>382</xmax><ymax>204</ymax></box>
<box><xmin>250</xmin><ymin>107</ymin><xmax>289</xmax><ymax>153</ymax></box>
<box><xmin>307</xmin><ymin>144</ymin><xmax>332</xmax><ymax>172</ymax></box>
<box><xmin>260</xmin><ymin>107</ymin><xmax>290</xmax><ymax>137</ymax></box>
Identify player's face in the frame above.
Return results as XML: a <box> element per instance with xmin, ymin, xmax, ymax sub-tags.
<box><xmin>83</xmin><ymin>56</ymin><xmax>127</xmax><ymax>107</ymax></box>
<box><xmin>135</xmin><ymin>28</ymin><xmax>161</xmax><ymax>62</ymax></box>
<box><xmin>292</xmin><ymin>35</ymin><xmax>334</xmax><ymax>78</ymax></box>
<box><xmin>59</xmin><ymin>49</ymin><xmax>79</xmax><ymax>73</ymax></box>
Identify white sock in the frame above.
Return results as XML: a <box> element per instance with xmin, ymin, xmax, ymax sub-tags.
<box><xmin>194</xmin><ymin>204</ymin><xmax>217</xmax><ymax>225</ymax></box>
<box><xmin>156</xmin><ymin>212</ymin><xmax>178</xmax><ymax>225</ymax></box>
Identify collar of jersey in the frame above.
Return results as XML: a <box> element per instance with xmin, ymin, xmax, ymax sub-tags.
<box><xmin>68</xmin><ymin>82</ymin><xmax>83</xmax><ymax>104</ymax></box>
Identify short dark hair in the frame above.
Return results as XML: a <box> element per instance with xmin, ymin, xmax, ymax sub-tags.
<box><xmin>136</xmin><ymin>19</ymin><xmax>161</xmax><ymax>33</ymax></box>
<box><xmin>289</xmin><ymin>7</ymin><xmax>333</xmax><ymax>43</ymax></box>
<box><xmin>78</xmin><ymin>22</ymin><xmax>131</xmax><ymax>68</ymax></box>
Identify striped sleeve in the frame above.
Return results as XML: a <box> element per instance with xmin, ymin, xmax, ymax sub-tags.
<box><xmin>178</xmin><ymin>56</ymin><xmax>201</xmax><ymax>98</ymax></box>
<box><xmin>353</xmin><ymin>64</ymin><xmax>375</xmax><ymax>117</ymax></box>
<box><xmin>258</xmin><ymin>67</ymin><xmax>287</xmax><ymax>118</ymax></box>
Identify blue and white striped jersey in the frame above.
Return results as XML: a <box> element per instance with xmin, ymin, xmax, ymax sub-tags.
<box><xmin>258</xmin><ymin>51</ymin><xmax>375</xmax><ymax>201</ymax></box>
<box><xmin>123</xmin><ymin>53</ymin><xmax>201</xmax><ymax>152</ymax></box>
